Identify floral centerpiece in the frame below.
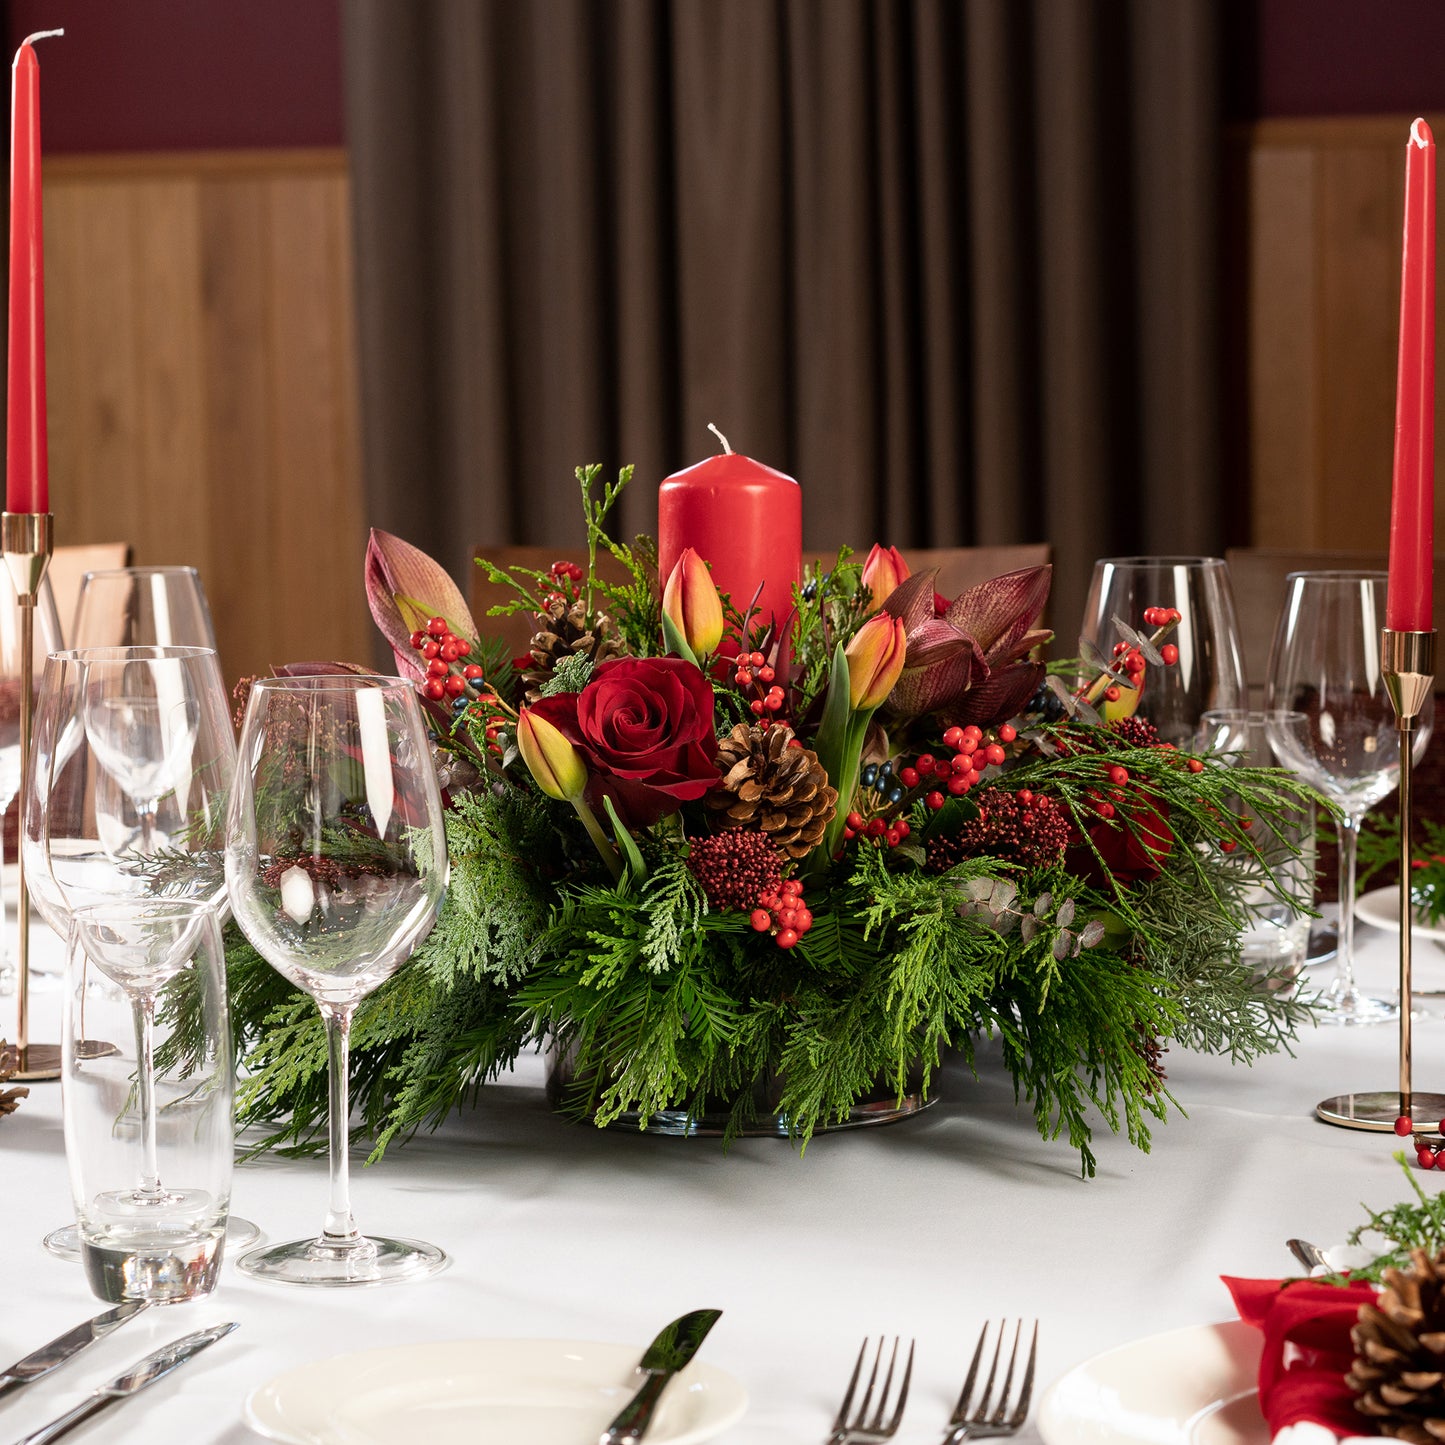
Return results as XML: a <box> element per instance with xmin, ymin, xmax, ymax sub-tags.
<box><xmin>224</xmin><ymin>465</ymin><xmax>1316</xmax><ymax>1176</ymax></box>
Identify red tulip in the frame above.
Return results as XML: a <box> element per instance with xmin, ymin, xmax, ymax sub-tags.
<box><xmin>860</xmin><ymin>544</ymin><xmax>911</xmax><ymax>611</ymax></box>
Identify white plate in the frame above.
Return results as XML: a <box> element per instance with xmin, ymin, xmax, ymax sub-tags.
<box><xmin>245</xmin><ymin>1337</ymin><xmax>748</xmax><ymax>1445</ymax></box>
<box><xmin>1354</xmin><ymin>885</ymin><xmax>1445</xmax><ymax>942</ymax></box>
<box><xmin>1038</xmin><ymin>1320</ymin><xmax>1264</xmax><ymax>1445</ymax></box>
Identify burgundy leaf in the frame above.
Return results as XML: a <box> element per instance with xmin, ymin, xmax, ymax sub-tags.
<box><xmin>944</xmin><ymin>565</ymin><xmax>1051</xmax><ymax>657</ymax></box>
<box><xmin>880</xmin><ymin>570</ymin><xmax>941</xmax><ymax>633</ymax></box>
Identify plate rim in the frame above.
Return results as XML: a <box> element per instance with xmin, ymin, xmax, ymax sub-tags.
<box><xmin>243</xmin><ymin>1335</ymin><xmax>748</xmax><ymax>1445</ymax></box>
<box><xmin>1036</xmin><ymin>1318</ymin><xmax>1261</xmax><ymax>1445</ymax></box>
<box><xmin>1355</xmin><ymin>884</ymin><xmax>1445</xmax><ymax>942</ymax></box>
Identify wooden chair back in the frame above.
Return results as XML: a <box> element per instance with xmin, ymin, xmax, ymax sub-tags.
<box><xmin>49</xmin><ymin>542</ymin><xmax>133</xmax><ymax>645</ymax></box>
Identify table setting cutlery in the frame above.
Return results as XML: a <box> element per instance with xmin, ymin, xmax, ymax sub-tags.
<box><xmin>8</xmin><ymin>1321</ymin><xmax>238</xmax><ymax>1445</ymax></box>
<box><xmin>0</xmin><ymin>1303</ymin><xmax>147</xmax><ymax>1405</ymax></box>
<box><xmin>826</xmin><ymin>1336</ymin><xmax>914</xmax><ymax>1445</ymax></box>
<box><xmin>599</xmin><ymin>1308</ymin><xmax>722</xmax><ymax>1444</ymax></box>
<box><xmin>942</xmin><ymin>1320</ymin><xmax>1038</xmax><ymax>1444</ymax></box>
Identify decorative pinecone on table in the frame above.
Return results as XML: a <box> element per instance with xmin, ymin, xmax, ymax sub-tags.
<box><xmin>707</xmin><ymin>724</ymin><xmax>837</xmax><ymax>859</ymax></box>
<box><xmin>520</xmin><ymin>597</ymin><xmax>627</xmax><ymax>702</ymax></box>
<box><xmin>1348</xmin><ymin>1247</ymin><xmax>1445</xmax><ymax>1442</ymax></box>
<box><xmin>0</xmin><ymin>1039</ymin><xmax>29</xmax><ymax>1119</ymax></box>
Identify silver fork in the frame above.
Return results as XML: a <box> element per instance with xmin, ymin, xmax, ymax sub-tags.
<box><xmin>941</xmin><ymin>1319</ymin><xmax>1038</xmax><ymax>1442</ymax></box>
<box><xmin>826</xmin><ymin>1336</ymin><xmax>915</xmax><ymax>1444</ymax></box>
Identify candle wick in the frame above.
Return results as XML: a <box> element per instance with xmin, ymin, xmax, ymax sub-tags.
<box><xmin>1411</xmin><ymin>116</ymin><xmax>1433</xmax><ymax>149</ymax></box>
<box><xmin>20</xmin><ymin>30</ymin><xmax>64</xmax><ymax>47</ymax></box>
<box><xmin>707</xmin><ymin>423</ymin><xmax>733</xmax><ymax>455</ymax></box>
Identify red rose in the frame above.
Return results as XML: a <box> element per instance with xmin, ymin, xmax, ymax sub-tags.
<box><xmin>530</xmin><ymin>657</ymin><xmax>719</xmax><ymax>827</ymax></box>
<box><xmin>1068</xmin><ymin>798</ymin><xmax>1174</xmax><ymax>888</ymax></box>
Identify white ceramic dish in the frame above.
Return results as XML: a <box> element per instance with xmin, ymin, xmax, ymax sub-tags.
<box><xmin>1037</xmin><ymin>1320</ymin><xmax>1265</xmax><ymax>1445</ymax></box>
<box><xmin>245</xmin><ymin>1337</ymin><xmax>748</xmax><ymax>1445</ymax></box>
<box><xmin>1354</xmin><ymin>885</ymin><xmax>1445</xmax><ymax>943</ymax></box>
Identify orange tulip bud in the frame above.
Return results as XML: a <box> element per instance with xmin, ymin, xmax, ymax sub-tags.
<box><xmin>860</xmin><ymin>544</ymin><xmax>911</xmax><ymax>611</ymax></box>
<box><xmin>845</xmin><ymin>613</ymin><xmax>908</xmax><ymax>710</ymax></box>
<box><xmin>661</xmin><ymin>547</ymin><xmax>725</xmax><ymax>656</ymax></box>
<box><xmin>517</xmin><ymin>707</ymin><xmax>588</xmax><ymax>801</ymax></box>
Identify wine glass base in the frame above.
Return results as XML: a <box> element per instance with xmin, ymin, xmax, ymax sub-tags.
<box><xmin>1317</xmin><ymin>1091</ymin><xmax>1445</xmax><ymax>1132</ymax></box>
<box><xmin>1312</xmin><ymin>990</ymin><xmax>1398</xmax><ymax>1026</ymax></box>
<box><xmin>42</xmin><ymin>1215</ymin><xmax>263</xmax><ymax>1261</ymax></box>
<box><xmin>237</xmin><ymin>1233</ymin><xmax>448</xmax><ymax>1287</ymax></box>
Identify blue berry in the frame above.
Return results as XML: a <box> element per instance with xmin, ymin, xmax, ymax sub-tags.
<box><xmin>861</xmin><ymin>764</ymin><xmax>878</xmax><ymax>787</ymax></box>
<box><xmin>874</xmin><ymin>776</ymin><xmax>889</xmax><ymax>794</ymax></box>
<box><xmin>879</xmin><ymin>761</ymin><xmax>893</xmax><ymax>779</ymax></box>
<box><xmin>887</xmin><ymin>786</ymin><xmax>904</xmax><ymax>804</ymax></box>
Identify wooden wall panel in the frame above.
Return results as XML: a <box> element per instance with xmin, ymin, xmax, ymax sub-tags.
<box><xmin>1233</xmin><ymin>116</ymin><xmax>1445</xmax><ymax>555</ymax></box>
<box><xmin>42</xmin><ymin>149</ymin><xmax>368</xmax><ymax>689</ymax></box>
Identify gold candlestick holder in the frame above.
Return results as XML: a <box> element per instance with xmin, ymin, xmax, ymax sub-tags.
<box><xmin>3</xmin><ymin>510</ymin><xmax>56</xmax><ymax>1081</ymax></box>
<box><xmin>1318</xmin><ymin>627</ymin><xmax>1445</xmax><ymax>1130</ymax></box>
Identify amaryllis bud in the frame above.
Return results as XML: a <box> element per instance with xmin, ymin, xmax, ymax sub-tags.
<box><xmin>845</xmin><ymin>613</ymin><xmax>908</xmax><ymax>710</ymax></box>
<box><xmin>860</xmin><ymin>544</ymin><xmax>910</xmax><ymax>611</ymax></box>
<box><xmin>661</xmin><ymin>547</ymin><xmax>725</xmax><ymax>656</ymax></box>
<box><xmin>517</xmin><ymin>707</ymin><xmax>588</xmax><ymax>801</ymax></box>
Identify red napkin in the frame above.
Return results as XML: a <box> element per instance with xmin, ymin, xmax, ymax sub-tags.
<box><xmin>1223</xmin><ymin>1275</ymin><xmax>1380</xmax><ymax>1436</ymax></box>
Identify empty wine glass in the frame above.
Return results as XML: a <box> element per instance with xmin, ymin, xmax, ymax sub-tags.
<box><xmin>24</xmin><ymin>645</ymin><xmax>257</xmax><ymax>1257</ymax></box>
<box><xmin>226</xmin><ymin>675</ymin><xmax>449</xmax><ymax>1286</ymax></box>
<box><xmin>1265</xmin><ymin>572</ymin><xmax>1433</xmax><ymax>1024</ymax></box>
<box><xmin>64</xmin><ymin>899</ymin><xmax>232</xmax><ymax>1304</ymax></box>
<box><xmin>70</xmin><ymin>566</ymin><xmax>217</xmax><ymax>652</ymax></box>
<box><xmin>1080</xmin><ymin>557</ymin><xmax>1248</xmax><ymax>747</ymax></box>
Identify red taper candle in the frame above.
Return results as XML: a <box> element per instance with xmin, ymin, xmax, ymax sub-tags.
<box><xmin>6</xmin><ymin>32</ymin><xmax>61</xmax><ymax>517</ymax></box>
<box><xmin>658</xmin><ymin>426</ymin><xmax>802</xmax><ymax>674</ymax></box>
<box><xmin>1386</xmin><ymin>117</ymin><xmax>1436</xmax><ymax>633</ymax></box>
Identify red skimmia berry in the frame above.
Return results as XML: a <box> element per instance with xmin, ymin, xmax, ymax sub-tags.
<box><xmin>426</xmin><ymin>616</ymin><xmax>449</xmax><ymax>637</ymax></box>
<box><xmin>1161</xmin><ymin>643</ymin><xmax>1179</xmax><ymax>665</ymax></box>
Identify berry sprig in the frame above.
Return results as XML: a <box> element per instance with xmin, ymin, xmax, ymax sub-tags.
<box><xmin>409</xmin><ymin>615</ymin><xmax>512</xmax><ymax>754</ymax></box>
<box><xmin>733</xmin><ymin>650</ymin><xmax>787</xmax><ymax>720</ymax></box>
<box><xmin>541</xmin><ymin>558</ymin><xmax>586</xmax><ymax>610</ymax></box>
<box><xmin>1080</xmin><ymin>605</ymin><xmax>1181</xmax><ymax>709</ymax></box>
<box><xmin>1396</xmin><ymin>1114</ymin><xmax>1445</xmax><ymax>1170</ymax></box>
<box><xmin>750</xmin><ymin>877</ymin><xmax>813</xmax><ymax>948</ymax></box>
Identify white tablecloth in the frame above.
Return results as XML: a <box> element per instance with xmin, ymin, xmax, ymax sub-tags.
<box><xmin>2</xmin><ymin>918</ymin><xmax>1440</xmax><ymax>1444</ymax></box>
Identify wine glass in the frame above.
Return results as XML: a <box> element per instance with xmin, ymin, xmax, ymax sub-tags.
<box><xmin>63</xmin><ymin>899</ymin><xmax>233</xmax><ymax>1303</ymax></box>
<box><xmin>69</xmin><ymin>566</ymin><xmax>217</xmax><ymax>652</ymax></box>
<box><xmin>1264</xmin><ymin>572</ymin><xmax>1433</xmax><ymax>1024</ymax></box>
<box><xmin>1079</xmin><ymin>557</ymin><xmax>1248</xmax><ymax>746</ymax></box>
<box><xmin>226</xmin><ymin>675</ymin><xmax>449</xmax><ymax>1286</ymax></box>
<box><xmin>23</xmin><ymin>645</ymin><xmax>254</xmax><ymax>1256</ymax></box>
<box><xmin>0</xmin><ymin>574</ymin><xmax>63</xmax><ymax>1000</ymax></box>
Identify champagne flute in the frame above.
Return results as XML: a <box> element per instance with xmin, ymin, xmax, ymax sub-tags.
<box><xmin>226</xmin><ymin>675</ymin><xmax>449</xmax><ymax>1286</ymax></box>
<box><xmin>1079</xmin><ymin>557</ymin><xmax>1247</xmax><ymax>746</ymax></box>
<box><xmin>1265</xmin><ymin>572</ymin><xmax>1433</xmax><ymax>1023</ymax></box>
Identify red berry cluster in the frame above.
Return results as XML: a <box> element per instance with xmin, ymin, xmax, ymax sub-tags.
<box><xmin>926</xmin><ymin>787</ymin><xmax>1069</xmax><ymax>873</ymax></box>
<box><xmin>409</xmin><ymin>617</ymin><xmax>505</xmax><ymax>751</ymax></box>
<box><xmin>541</xmin><ymin>559</ymin><xmax>586</xmax><ymax>610</ymax></box>
<box><xmin>1396</xmin><ymin>1113</ymin><xmax>1445</xmax><ymax>1169</ymax></box>
<box><xmin>842</xmin><ymin>809</ymin><xmax>913</xmax><ymax>849</ymax></box>
<box><xmin>687</xmin><ymin>829</ymin><xmax>783</xmax><ymax>913</ymax></box>
<box><xmin>750</xmin><ymin>877</ymin><xmax>813</xmax><ymax>949</ymax></box>
<box><xmin>917</xmin><ymin>723</ymin><xmax>1018</xmax><ymax>807</ymax></box>
<box><xmin>734</xmin><ymin>651</ymin><xmax>786</xmax><ymax>719</ymax></box>
<box><xmin>1142</xmin><ymin>606</ymin><xmax>1182</xmax><ymax>628</ymax></box>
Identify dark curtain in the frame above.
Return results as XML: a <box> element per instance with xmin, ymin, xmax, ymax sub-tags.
<box><xmin>342</xmin><ymin>0</ymin><xmax>1222</xmax><ymax>630</ymax></box>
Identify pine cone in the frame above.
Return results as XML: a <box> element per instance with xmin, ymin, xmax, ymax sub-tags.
<box><xmin>707</xmin><ymin>724</ymin><xmax>837</xmax><ymax>859</ymax></box>
<box><xmin>0</xmin><ymin>1039</ymin><xmax>28</xmax><ymax>1119</ymax></box>
<box><xmin>520</xmin><ymin>597</ymin><xmax>628</xmax><ymax>702</ymax></box>
<box><xmin>1348</xmin><ymin>1247</ymin><xmax>1445</xmax><ymax>1443</ymax></box>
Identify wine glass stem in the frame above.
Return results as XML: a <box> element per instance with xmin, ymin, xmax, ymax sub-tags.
<box><xmin>1335</xmin><ymin>811</ymin><xmax>1363</xmax><ymax>994</ymax></box>
<box><xmin>132</xmin><ymin>993</ymin><xmax>162</xmax><ymax>1197</ymax></box>
<box><xmin>137</xmin><ymin>800</ymin><xmax>158</xmax><ymax>856</ymax></box>
<box><xmin>320</xmin><ymin>1001</ymin><xmax>361</xmax><ymax>1246</ymax></box>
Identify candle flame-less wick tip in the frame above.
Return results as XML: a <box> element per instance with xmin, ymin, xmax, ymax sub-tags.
<box><xmin>706</xmin><ymin>423</ymin><xmax>733</xmax><ymax>455</ymax></box>
<box><xmin>1411</xmin><ymin>117</ymin><xmax>1433</xmax><ymax>148</ymax></box>
<box><xmin>21</xmin><ymin>30</ymin><xmax>64</xmax><ymax>46</ymax></box>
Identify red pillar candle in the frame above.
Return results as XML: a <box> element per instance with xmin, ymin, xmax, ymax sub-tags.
<box><xmin>658</xmin><ymin>428</ymin><xmax>802</xmax><ymax>673</ymax></box>
<box><xmin>1386</xmin><ymin>117</ymin><xmax>1436</xmax><ymax>633</ymax></box>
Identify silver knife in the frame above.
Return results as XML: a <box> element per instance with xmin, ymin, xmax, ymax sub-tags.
<box><xmin>599</xmin><ymin>1309</ymin><xmax>722</xmax><ymax>1445</ymax></box>
<box><xmin>12</xmin><ymin>1321</ymin><xmax>239</xmax><ymax>1445</ymax></box>
<box><xmin>0</xmin><ymin>1303</ymin><xmax>148</xmax><ymax>1405</ymax></box>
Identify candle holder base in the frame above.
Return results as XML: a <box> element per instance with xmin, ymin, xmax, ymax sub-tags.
<box><xmin>1316</xmin><ymin>1090</ymin><xmax>1445</xmax><ymax>1132</ymax></box>
<box><xmin>11</xmin><ymin>1041</ymin><xmax>60</xmax><ymax>1081</ymax></box>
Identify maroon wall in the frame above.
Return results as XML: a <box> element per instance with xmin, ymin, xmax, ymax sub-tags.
<box><xmin>5</xmin><ymin>0</ymin><xmax>342</xmax><ymax>152</ymax></box>
<box><xmin>1227</xmin><ymin>0</ymin><xmax>1445</xmax><ymax>120</ymax></box>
